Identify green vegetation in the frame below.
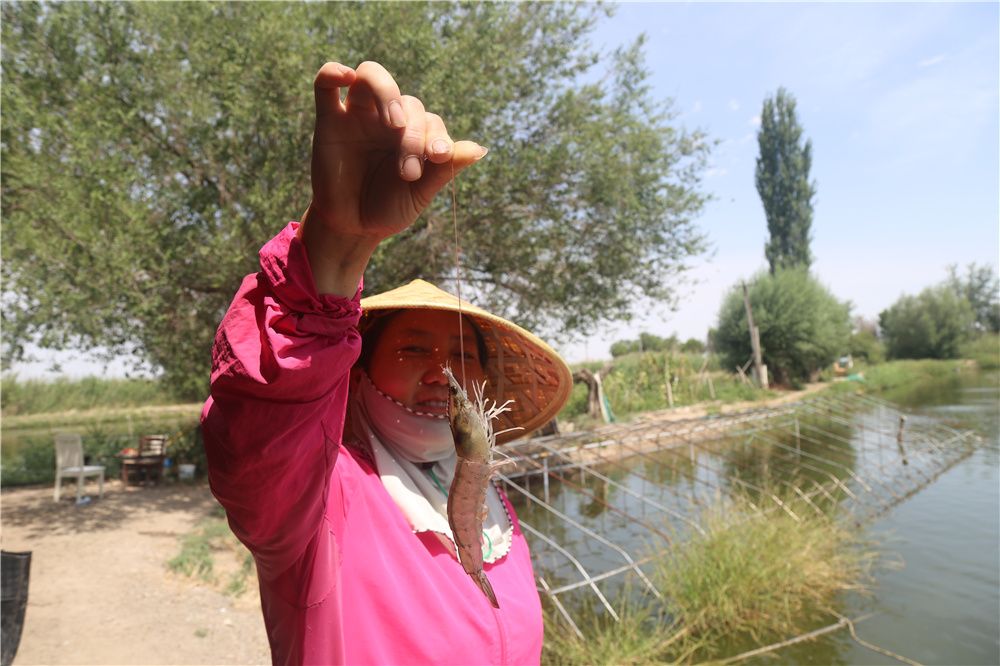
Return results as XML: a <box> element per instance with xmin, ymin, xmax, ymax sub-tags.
<box><xmin>848</xmin><ymin>329</ymin><xmax>885</xmax><ymax>364</ymax></box>
<box><xmin>1</xmin><ymin>416</ymin><xmax>202</xmax><ymax>486</ymax></box>
<box><xmin>863</xmin><ymin>359</ymin><xmax>964</xmax><ymax>390</ymax></box>
<box><xmin>961</xmin><ymin>333</ymin><xmax>1000</xmax><ymax>370</ymax></box>
<box><xmin>542</xmin><ymin>494</ymin><xmax>874</xmax><ymax>664</ymax></box>
<box><xmin>558</xmin><ymin>350</ymin><xmax>769</xmax><ymax>427</ymax></box>
<box><xmin>880</xmin><ymin>285</ymin><xmax>975</xmax><ymax>360</ymax></box>
<box><xmin>946</xmin><ymin>263</ymin><xmax>1000</xmax><ymax>334</ymax></box>
<box><xmin>714</xmin><ymin>269</ymin><xmax>851</xmax><ymax>386</ymax></box>
<box><xmin>1</xmin><ymin>376</ymin><xmax>203</xmax><ymax>487</ymax></box>
<box><xmin>541</xmin><ymin>592</ymin><xmax>694</xmax><ymax>665</ymax></box>
<box><xmin>2</xmin><ymin>2</ymin><xmax>711</xmax><ymax>399</ymax></box>
<box><xmin>756</xmin><ymin>87</ymin><xmax>816</xmax><ymax>274</ymax></box>
<box><xmin>656</xmin><ymin>499</ymin><xmax>872</xmax><ymax>654</ymax></box>
<box><xmin>167</xmin><ymin>508</ymin><xmax>255</xmax><ymax>596</ymax></box>
<box><xmin>610</xmin><ymin>333</ymin><xmax>708</xmax><ymax>358</ymax></box>
<box><xmin>1</xmin><ymin>375</ymin><xmax>177</xmax><ymax>415</ymax></box>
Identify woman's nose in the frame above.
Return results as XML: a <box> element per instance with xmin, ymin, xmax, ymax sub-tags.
<box><xmin>421</xmin><ymin>363</ymin><xmax>448</xmax><ymax>386</ymax></box>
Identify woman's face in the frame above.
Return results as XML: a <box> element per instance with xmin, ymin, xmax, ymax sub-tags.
<box><xmin>367</xmin><ymin>310</ymin><xmax>485</xmax><ymax>417</ymax></box>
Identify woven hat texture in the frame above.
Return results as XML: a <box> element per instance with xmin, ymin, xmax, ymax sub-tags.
<box><xmin>359</xmin><ymin>279</ymin><xmax>572</xmax><ymax>444</ymax></box>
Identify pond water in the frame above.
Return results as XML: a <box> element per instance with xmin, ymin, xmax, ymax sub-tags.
<box><xmin>835</xmin><ymin>372</ymin><xmax>999</xmax><ymax>666</ymax></box>
<box><xmin>508</xmin><ymin>370</ymin><xmax>999</xmax><ymax>664</ymax></box>
<box><xmin>759</xmin><ymin>371</ymin><xmax>1000</xmax><ymax>665</ymax></box>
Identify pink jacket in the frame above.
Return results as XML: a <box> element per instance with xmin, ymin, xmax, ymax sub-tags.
<box><xmin>201</xmin><ymin>222</ymin><xmax>543</xmax><ymax>665</ymax></box>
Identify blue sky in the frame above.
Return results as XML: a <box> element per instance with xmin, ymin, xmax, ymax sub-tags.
<box><xmin>559</xmin><ymin>1</ymin><xmax>999</xmax><ymax>362</ymax></box>
<box><xmin>10</xmin><ymin>1</ymin><xmax>999</xmax><ymax>377</ymax></box>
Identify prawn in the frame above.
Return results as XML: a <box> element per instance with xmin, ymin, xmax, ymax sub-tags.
<box><xmin>443</xmin><ymin>365</ymin><xmax>516</xmax><ymax>609</ymax></box>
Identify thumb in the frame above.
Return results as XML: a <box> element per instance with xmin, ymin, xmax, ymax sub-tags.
<box><xmin>413</xmin><ymin>141</ymin><xmax>489</xmax><ymax>206</ymax></box>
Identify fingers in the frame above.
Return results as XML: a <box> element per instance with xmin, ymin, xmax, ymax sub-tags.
<box><xmin>398</xmin><ymin>96</ymin><xmax>426</xmax><ymax>182</ymax></box>
<box><xmin>413</xmin><ymin>141</ymin><xmax>489</xmax><ymax>206</ymax></box>
<box><xmin>314</xmin><ymin>62</ymin><xmax>356</xmax><ymax>119</ymax></box>
<box><xmin>398</xmin><ymin>101</ymin><xmax>458</xmax><ymax>182</ymax></box>
<box><xmin>345</xmin><ymin>61</ymin><xmax>406</xmax><ymax>128</ymax></box>
<box><xmin>424</xmin><ymin>113</ymin><xmax>454</xmax><ymax>165</ymax></box>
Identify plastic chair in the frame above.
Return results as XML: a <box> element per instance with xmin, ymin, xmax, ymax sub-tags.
<box><xmin>53</xmin><ymin>434</ymin><xmax>105</xmax><ymax>502</ymax></box>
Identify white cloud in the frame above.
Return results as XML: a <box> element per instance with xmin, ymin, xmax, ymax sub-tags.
<box><xmin>692</xmin><ymin>100</ymin><xmax>703</xmax><ymax>113</ymax></box>
<box><xmin>705</xmin><ymin>167</ymin><xmax>729</xmax><ymax>178</ymax></box>
<box><xmin>728</xmin><ymin>99</ymin><xmax>741</xmax><ymax>111</ymax></box>
<box><xmin>749</xmin><ymin>115</ymin><xmax>761</xmax><ymax>127</ymax></box>
<box><xmin>918</xmin><ymin>54</ymin><xmax>946</xmax><ymax>67</ymax></box>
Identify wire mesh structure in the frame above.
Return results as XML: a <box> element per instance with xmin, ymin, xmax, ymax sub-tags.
<box><xmin>498</xmin><ymin>392</ymin><xmax>982</xmax><ymax>637</ymax></box>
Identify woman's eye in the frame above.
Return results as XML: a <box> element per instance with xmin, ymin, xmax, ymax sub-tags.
<box><xmin>400</xmin><ymin>346</ymin><xmax>429</xmax><ymax>354</ymax></box>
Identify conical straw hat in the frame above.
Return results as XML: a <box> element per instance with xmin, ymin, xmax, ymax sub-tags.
<box><xmin>360</xmin><ymin>279</ymin><xmax>572</xmax><ymax>444</ymax></box>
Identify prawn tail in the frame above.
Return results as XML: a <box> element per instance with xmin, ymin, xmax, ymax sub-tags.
<box><xmin>472</xmin><ymin>570</ymin><xmax>500</xmax><ymax>609</ymax></box>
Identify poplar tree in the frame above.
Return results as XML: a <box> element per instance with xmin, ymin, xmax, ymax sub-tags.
<box><xmin>755</xmin><ymin>88</ymin><xmax>816</xmax><ymax>274</ymax></box>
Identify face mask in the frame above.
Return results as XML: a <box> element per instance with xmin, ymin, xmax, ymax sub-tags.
<box><xmin>356</xmin><ymin>371</ymin><xmax>455</xmax><ymax>463</ymax></box>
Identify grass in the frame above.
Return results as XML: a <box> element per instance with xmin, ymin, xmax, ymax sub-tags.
<box><xmin>542</xmin><ymin>592</ymin><xmax>696</xmax><ymax>665</ymax></box>
<box><xmin>1</xmin><ymin>374</ymin><xmax>180</xmax><ymax>415</ymax></box>
<box><xmin>1</xmin><ymin>375</ymin><xmax>204</xmax><ymax>487</ymax></box>
<box><xmin>167</xmin><ymin>508</ymin><xmax>256</xmax><ymax>596</ymax></box>
<box><xmin>559</xmin><ymin>351</ymin><xmax>771</xmax><ymax>426</ymax></box>
<box><xmin>542</xmin><ymin>493</ymin><xmax>875</xmax><ymax>664</ymax></box>
<box><xmin>1</xmin><ymin>413</ymin><xmax>203</xmax><ymax>486</ymax></box>
<box><xmin>656</xmin><ymin>497</ymin><xmax>873</xmax><ymax>655</ymax></box>
<box><xmin>961</xmin><ymin>333</ymin><xmax>1000</xmax><ymax>370</ymax></box>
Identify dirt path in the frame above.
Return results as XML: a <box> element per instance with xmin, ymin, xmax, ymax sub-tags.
<box><xmin>1</xmin><ymin>481</ymin><xmax>270</xmax><ymax>665</ymax></box>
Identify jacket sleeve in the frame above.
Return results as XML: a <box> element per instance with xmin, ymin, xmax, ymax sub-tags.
<box><xmin>200</xmin><ymin>221</ymin><xmax>362</xmax><ymax>581</ymax></box>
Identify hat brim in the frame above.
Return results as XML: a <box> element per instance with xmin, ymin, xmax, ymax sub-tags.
<box><xmin>359</xmin><ymin>280</ymin><xmax>572</xmax><ymax>444</ymax></box>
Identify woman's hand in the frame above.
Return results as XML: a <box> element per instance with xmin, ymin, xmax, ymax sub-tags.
<box><xmin>300</xmin><ymin>61</ymin><xmax>487</xmax><ymax>296</ymax></box>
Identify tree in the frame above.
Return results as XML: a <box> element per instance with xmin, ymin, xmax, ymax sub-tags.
<box><xmin>945</xmin><ymin>263</ymin><xmax>1000</xmax><ymax>334</ymax></box>
<box><xmin>609</xmin><ymin>332</ymin><xmax>677</xmax><ymax>357</ymax></box>
<box><xmin>848</xmin><ymin>316</ymin><xmax>884</xmax><ymax>364</ymax></box>
<box><xmin>679</xmin><ymin>337</ymin><xmax>705</xmax><ymax>354</ymax></box>
<box><xmin>714</xmin><ymin>269</ymin><xmax>851</xmax><ymax>385</ymax></box>
<box><xmin>879</xmin><ymin>286</ymin><xmax>975</xmax><ymax>359</ymax></box>
<box><xmin>2</xmin><ymin>2</ymin><xmax>711</xmax><ymax>398</ymax></box>
<box><xmin>755</xmin><ymin>88</ymin><xmax>816</xmax><ymax>274</ymax></box>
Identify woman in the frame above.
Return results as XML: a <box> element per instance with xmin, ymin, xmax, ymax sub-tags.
<box><xmin>201</xmin><ymin>61</ymin><xmax>571</xmax><ymax>665</ymax></box>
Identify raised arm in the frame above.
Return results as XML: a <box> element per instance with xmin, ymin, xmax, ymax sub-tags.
<box><xmin>203</xmin><ymin>61</ymin><xmax>487</xmax><ymax>583</ymax></box>
<box><xmin>299</xmin><ymin>61</ymin><xmax>487</xmax><ymax>297</ymax></box>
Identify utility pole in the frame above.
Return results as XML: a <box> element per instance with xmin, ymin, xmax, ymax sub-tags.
<box><xmin>742</xmin><ymin>282</ymin><xmax>769</xmax><ymax>389</ymax></box>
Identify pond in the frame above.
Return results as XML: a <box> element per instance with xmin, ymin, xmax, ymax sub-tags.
<box><xmin>835</xmin><ymin>371</ymin><xmax>999</xmax><ymax>665</ymax></box>
<box><xmin>506</xmin><ymin>370</ymin><xmax>999</xmax><ymax>664</ymax></box>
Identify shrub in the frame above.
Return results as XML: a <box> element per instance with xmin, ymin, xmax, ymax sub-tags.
<box><xmin>610</xmin><ymin>332</ymin><xmax>677</xmax><ymax>358</ymax></box>
<box><xmin>680</xmin><ymin>337</ymin><xmax>706</xmax><ymax>354</ymax></box>
<box><xmin>848</xmin><ymin>329</ymin><xmax>884</xmax><ymax>364</ymax></box>
<box><xmin>879</xmin><ymin>285</ymin><xmax>975</xmax><ymax>359</ymax></box>
<box><xmin>960</xmin><ymin>333</ymin><xmax>1000</xmax><ymax>370</ymax></box>
<box><xmin>714</xmin><ymin>269</ymin><xmax>851</xmax><ymax>385</ymax></box>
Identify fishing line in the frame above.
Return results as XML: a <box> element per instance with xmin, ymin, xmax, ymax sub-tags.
<box><xmin>450</xmin><ymin>162</ymin><xmax>467</xmax><ymax>385</ymax></box>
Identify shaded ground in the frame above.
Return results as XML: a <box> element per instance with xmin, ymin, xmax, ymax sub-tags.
<box><xmin>0</xmin><ymin>480</ymin><xmax>269</xmax><ymax>665</ymax></box>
